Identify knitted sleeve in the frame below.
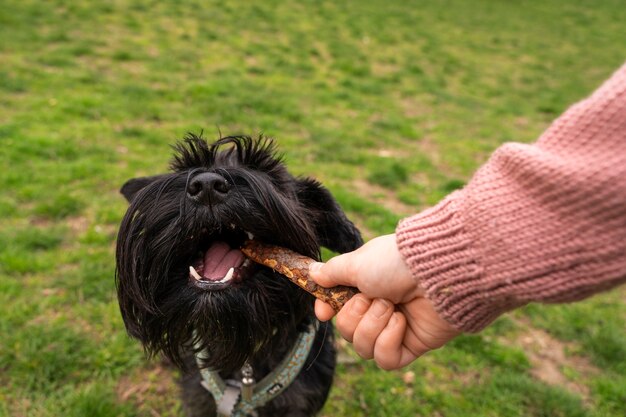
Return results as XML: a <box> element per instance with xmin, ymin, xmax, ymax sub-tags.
<box><xmin>396</xmin><ymin>62</ymin><xmax>626</xmax><ymax>333</ymax></box>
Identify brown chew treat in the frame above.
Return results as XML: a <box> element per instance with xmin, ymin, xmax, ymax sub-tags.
<box><xmin>241</xmin><ymin>240</ymin><xmax>359</xmax><ymax>313</ymax></box>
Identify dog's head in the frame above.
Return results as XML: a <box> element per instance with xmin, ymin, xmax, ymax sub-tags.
<box><xmin>116</xmin><ymin>134</ymin><xmax>362</xmax><ymax>373</ymax></box>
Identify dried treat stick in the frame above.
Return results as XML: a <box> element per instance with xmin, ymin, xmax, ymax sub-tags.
<box><xmin>241</xmin><ymin>240</ymin><xmax>359</xmax><ymax>313</ymax></box>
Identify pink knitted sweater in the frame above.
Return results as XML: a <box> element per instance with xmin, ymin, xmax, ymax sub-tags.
<box><xmin>396</xmin><ymin>62</ymin><xmax>626</xmax><ymax>333</ymax></box>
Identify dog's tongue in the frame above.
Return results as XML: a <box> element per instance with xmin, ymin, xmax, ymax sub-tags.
<box><xmin>203</xmin><ymin>241</ymin><xmax>245</xmax><ymax>281</ymax></box>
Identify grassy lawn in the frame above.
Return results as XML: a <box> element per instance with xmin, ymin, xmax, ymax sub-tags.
<box><xmin>1</xmin><ymin>0</ymin><xmax>625</xmax><ymax>416</ymax></box>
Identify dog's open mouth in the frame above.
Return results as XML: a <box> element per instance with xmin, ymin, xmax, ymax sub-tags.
<box><xmin>188</xmin><ymin>226</ymin><xmax>256</xmax><ymax>290</ymax></box>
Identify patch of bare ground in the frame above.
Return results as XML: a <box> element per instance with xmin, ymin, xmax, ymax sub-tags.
<box><xmin>502</xmin><ymin>320</ymin><xmax>599</xmax><ymax>403</ymax></box>
<box><xmin>371</xmin><ymin>61</ymin><xmax>400</xmax><ymax>78</ymax></box>
<box><xmin>67</xmin><ymin>214</ymin><xmax>117</xmax><ymax>243</ymax></box>
<box><xmin>398</xmin><ymin>95</ymin><xmax>433</xmax><ymax>120</ymax></box>
<box><xmin>66</xmin><ymin>215</ymin><xmax>90</xmax><ymax>235</ymax></box>
<box><xmin>351</xmin><ymin>178</ymin><xmax>415</xmax><ymax>217</ymax></box>
<box><xmin>30</xmin><ymin>215</ymin><xmax>90</xmax><ymax>235</ymax></box>
<box><xmin>5</xmin><ymin>398</ymin><xmax>32</xmax><ymax>417</ymax></box>
<box><xmin>117</xmin><ymin>362</ymin><xmax>180</xmax><ymax>415</ymax></box>
<box><xmin>415</xmin><ymin>135</ymin><xmax>443</xmax><ymax>166</ymax></box>
<box><xmin>26</xmin><ymin>306</ymin><xmax>96</xmax><ymax>337</ymax></box>
<box><xmin>373</xmin><ymin>147</ymin><xmax>406</xmax><ymax>159</ymax></box>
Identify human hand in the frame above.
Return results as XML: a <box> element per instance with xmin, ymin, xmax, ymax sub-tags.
<box><xmin>310</xmin><ymin>234</ymin><xmax>460</xmax><ymax>370</ymax></box>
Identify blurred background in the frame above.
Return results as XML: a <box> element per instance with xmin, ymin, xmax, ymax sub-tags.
<box><xmin>1</xmin><ymin>1</ymin><xmax>625</xmax><ymax>416</ymax></box>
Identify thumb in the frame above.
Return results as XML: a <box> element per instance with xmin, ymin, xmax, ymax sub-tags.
<box><xmin>309</xmin><ymin>253</ymin><xmax>358</xmax><ymax>289</ymax></box>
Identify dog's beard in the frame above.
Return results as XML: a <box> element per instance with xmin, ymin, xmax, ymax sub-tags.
<box><xmin>189</xmin><ymin>271</ymin><xmax>312</xmax><ymax>372</ymax></box>
<box><xmin>147</xmin><ymin>266</ymin><xmax>312</xmax><ymax>375</ymax></box>
<box><xmin>116</xmin><ymin>165</ymin><xmax>319</xmax><ymax>373</ymax></box>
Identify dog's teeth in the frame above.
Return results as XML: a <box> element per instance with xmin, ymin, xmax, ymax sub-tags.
<box><xmin>246</xmin><ymin>231</ymin><xmax>254</xmax><ymax>240</ymax></box>
<box><xmin>229</xmin><ymin>223</ymin><xmax>236</xmax><ymax>230</ymax></box>
<box><xmin>220</xmin><ymin>267</ymin><xmax>234</xmax><ymax>283</ymax></box>
<box><xmin>189</xmin><ymin>266</ymin><xmax>203</xmax><ymax>281</ymax></box>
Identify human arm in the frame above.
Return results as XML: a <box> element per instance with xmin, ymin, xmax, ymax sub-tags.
<box><xmin>312</xmin><ymin>62</ymin><xmax>626</xmax><ymax>368</ymax></box>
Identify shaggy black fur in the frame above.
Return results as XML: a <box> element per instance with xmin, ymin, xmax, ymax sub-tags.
<box><xmin>116</xmin><ymin>134</ymin><xmax>362</xmax><ymax>417</ymax></box>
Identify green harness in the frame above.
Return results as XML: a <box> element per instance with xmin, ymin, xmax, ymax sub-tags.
<box><xmin>194</xmin><ymin>323</ymin><xmax>317</xmax><ymax>417</ymax></box>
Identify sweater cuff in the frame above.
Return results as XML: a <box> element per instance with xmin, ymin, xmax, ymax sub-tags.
<box><xmin>396</xmin><ymin>192</ymin><xmax>518</xmax><ymax>333</ymax></box>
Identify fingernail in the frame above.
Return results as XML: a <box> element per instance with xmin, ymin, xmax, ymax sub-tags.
<box><xmin>309</xmin><ymin>262</ymin><xmax>323</xmax><ymax>274</ymax></box>
<box><xmin>350</xmin><ymin>297</ymin><xmax>370</xmax><ymax>317</ymax></box>
<box><xmin>371</xmin><ymin>299</ymin><xmax>391</xmax><ymax>318</ymax></box>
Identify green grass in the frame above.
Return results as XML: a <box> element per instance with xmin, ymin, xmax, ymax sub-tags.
<box><xmin>1</xmin><ymin>0</ymin><xmax>625</xmax><ymax>416</ymax></box>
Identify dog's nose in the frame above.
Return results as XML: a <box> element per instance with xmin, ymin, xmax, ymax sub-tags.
<box><xmin>187</xmin><ymin>172</ymin><xmax>231</xmax><ymax>204</ymax></box>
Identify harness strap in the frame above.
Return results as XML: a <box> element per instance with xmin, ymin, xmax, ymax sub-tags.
<box><xmin>195</xmin><ymin>323</ymin><xmax>318</xmax><ymax>417</ymax></box>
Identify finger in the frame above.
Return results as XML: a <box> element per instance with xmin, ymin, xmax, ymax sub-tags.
<box><xmin>309</xmin><ymin>253</ymin><xmax>358</xmax><ymax>288</ymax></box>
<box><xmin>399</xmin><ymin>300</ymin><xmax>460</xmax><ymax>354</ymax></box>
<box><xmin>371</xmin><ymin>312</ymin><xmax>424</xmax><ymax>370</ymax></box>
<box><xmin>314</xmin><ymin>299</ymin><xmax>336</xmax><ymax>322</ymax></box>
<box><xmin>335</xmin><ymin>294</ymin><xmax>371</xmax><ymax>343</ymax></box>
<box><xmin>373</xmin><ymin>312</ymin><xmax>407</xmax><ymax>370</ymax></box>
<box><xmin>378</xmin><ymin>345</ymin><xmax>423</xmax><ymax>370</ymax></box>
<box><xmin>352</xmin><ymin>299</ymin><xmax>394</xmax><ymax>360</ymax></box>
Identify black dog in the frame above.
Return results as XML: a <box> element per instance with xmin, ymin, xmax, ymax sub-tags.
<box><xmin>116</xmin><ymin>135</ymin><xmax>362</xmax><ymax>416</ymax></box>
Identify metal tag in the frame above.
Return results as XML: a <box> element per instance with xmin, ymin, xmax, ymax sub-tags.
<box><xmin>241</xmin><ymin>362</ymin><xmax>255</xmax><ymax>402</ymax></box>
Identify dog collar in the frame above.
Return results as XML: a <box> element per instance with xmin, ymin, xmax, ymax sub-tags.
<box><xmin>194</xmin><ymin>322</ymin><xmax>317</xmax><ymax>417</ymax></box>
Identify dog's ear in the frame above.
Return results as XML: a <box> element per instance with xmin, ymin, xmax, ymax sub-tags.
<box><xmin>120</xmin><ymin>175</ymin><xmax>167</xmax><ymax>203</ymax></box>
<box><xmin>296</xmin><ymin>178</ymin><xmax>363</xmax><ymax>253</ymax></box>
